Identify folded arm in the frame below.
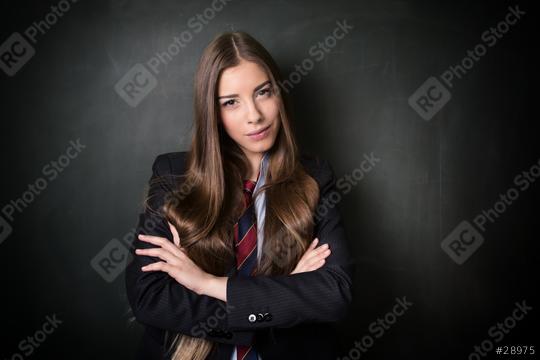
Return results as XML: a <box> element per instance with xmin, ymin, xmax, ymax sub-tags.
<box><xmin>225</xmin><ymin>159</ymin><xmax>355</xmax><ymax>330</ymax></box>
<box><xmin>125</xmin><ymin>154</ymin><xmax>254</xmax><ymax>345</ymax></box>
<box><xmin>126</xmin><ymin>154</ymin><xmax>355</xmax><ymax>337</ymax></box>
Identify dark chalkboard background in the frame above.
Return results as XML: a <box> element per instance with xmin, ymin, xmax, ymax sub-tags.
<box><xmin>1</xmin><ymin>0</ymin><xmax>536</xmax><ymax>359</ymax></box>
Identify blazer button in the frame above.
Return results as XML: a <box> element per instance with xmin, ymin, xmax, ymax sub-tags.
<box><xmin>263</xmin><ymin>312</ymin><xmax>272</xmax><ymax>321</ymax></box>
<box><xmin>248</xmin><ymin>314</ymin><xmax>257</xmax><ymax>323</ymax></box>
<box><xmin>256</xmin><ymin>313</ymin><xmax>265</xmax><ymax>322</ymax></box>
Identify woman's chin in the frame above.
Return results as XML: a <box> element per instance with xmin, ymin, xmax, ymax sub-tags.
<box><xmin>246</xmin><ymin>139</ymin><xmax>276</xmax><ymax>154</ymax></box>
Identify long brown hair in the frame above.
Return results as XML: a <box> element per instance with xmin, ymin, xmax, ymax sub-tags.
<box><xmin>149</xmin><ymin>30</ymin><xmax>320</xmax><ymax>360</ymax></box>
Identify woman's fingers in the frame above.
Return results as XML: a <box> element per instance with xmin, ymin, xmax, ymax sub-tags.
<box><xmin>135</xmin><ymin>246</ymin><xmax>178</xmax><ymax>265</ymax></box>
<box><xmin>304</xmin><ymin>248</ymin><xmax>330</xmax><ymax>265</ymax></box>
<box><xmin>303</xmin><ymin>243</ymin><xmax>331</xmax><ymax>263</ymax></box>
<box><xmin>167</xmin><ymin>221</ymin><xmax>181</xmax><ymax>247</ymax></box>
<box><xmin>308</xmin><ymin>258</ymin><xmax>326</xmax><ymax>270</ymax></box>
<box><xmin>291</xmin><ymin>255</ymin><xmax>327</xmax><ymax>274</ymax></box>
<box><xmin>137</xmin><ymin>234</ymin><xmax>185</xmax><ymax>258</ymax></box>
<box><xmin>141</xmin><ymin>261</ymin><xmax>171</xmax><ymax>273</ymax></box>
<box><xmin>291</xmin><ymin>240</ymin><xmax>331</xmax><ymax>274</ymax></box>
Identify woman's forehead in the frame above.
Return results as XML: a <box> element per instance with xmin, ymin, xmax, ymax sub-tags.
<box><xmin>218</xmin><ymin>61</ymin><xmax>269</xmax><ymax>94</ymax></box>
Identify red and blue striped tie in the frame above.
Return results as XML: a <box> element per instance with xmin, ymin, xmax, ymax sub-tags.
<box><xmin>234</xmin><ymin>179</ymin><xmax>260</xmax><ymax>360</ymax></box>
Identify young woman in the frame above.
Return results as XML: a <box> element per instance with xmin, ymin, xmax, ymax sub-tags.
<box><xmin>125</xmin><ymin>31</ymin><xmax>355</xmax><ymax>360</ymax></box>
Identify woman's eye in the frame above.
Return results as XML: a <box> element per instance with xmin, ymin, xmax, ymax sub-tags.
<box><xmin>258</xmin><ymin>88</ymin><xmax>272</xmax><ymax>97</ymax></box>
<box><xmin>222</xmin><ymin>99</ymin><xmax>236</xmax><ymax>107</ymax></box>
<box><xmin>221</xmin><ymin>89</ymin><xmax>272</xmax><ymax>107</ymax></box>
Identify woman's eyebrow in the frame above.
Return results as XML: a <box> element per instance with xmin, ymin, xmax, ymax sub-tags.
<box><xmin>217</xmin><ymin>80</ymin><xmax>271</xmax><ymax>99</ymax></box>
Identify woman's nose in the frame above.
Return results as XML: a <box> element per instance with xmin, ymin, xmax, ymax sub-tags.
<box><xmin>245</xmin><ymin>99</ymin><xmax>262</xmax><ymax>123</ymax></box>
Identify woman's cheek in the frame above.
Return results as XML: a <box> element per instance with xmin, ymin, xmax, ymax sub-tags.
<box><xmin>269</xmin><ymin>96</ymin><xmax>280</xmax><ymax>110</ymax></box>
<box><xmin>221</xmin><ymin>112</ymin><xmax>245</xmax><ymax>141</ymax></box>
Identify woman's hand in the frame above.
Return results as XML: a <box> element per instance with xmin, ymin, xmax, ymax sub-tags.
<box><xmin>290</xmin><ymin>238</ymin><xmax>331</xmax><ymax>274</ymax></box>
<box><xmin>135</xmin><ymin>222</ymin><xmax>213</xmax><ymax>295</ymax></box>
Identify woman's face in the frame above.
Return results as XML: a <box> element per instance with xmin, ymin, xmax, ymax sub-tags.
<box><xmin>217</xmin><ymin>59</ymin><xmax>281</xmax><ymax>160</ymax></box>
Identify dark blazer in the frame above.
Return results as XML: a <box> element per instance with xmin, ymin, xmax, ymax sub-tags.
<box><xmin>125</xmin><ymin>151</ymin><xmax>356</xmax><ymax>360</ymax></box>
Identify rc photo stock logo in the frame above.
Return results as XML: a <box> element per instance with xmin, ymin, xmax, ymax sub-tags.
<box><xmin>4</xmin><ymin>313</ymin><xmax>63</xmax><ymax>360</ymax></box>
<box><xmin>408</xmin><ymin>4</ymin><xmax>525</xmax><ymax>121</ymax></box>
<box><xmin>0</xmin><ymin>0</ymin><xmax>79</xmax><ymax>77</ymax></box>
<box><xmin>339</xmin><ymin>296</ymin><xmax>413</xmax><ymax>360</ymax></box>
<box><xmin>0</xmin><ymin>139</ymin><xmax>86</xmax><ymax>246</ymax></box>
<box><xmin>0</xmin><ymin>214</ymin><xmax>13</xmax><ymax>246</ymax></box>
<box><xmin>114</xmin><ymin>0</ymin><xmax>233</xmax><ymax>107</ymax></box>
<box><xmin>441</xmin><ymin>157</ymin><xmax>540</xmax><ymax>265</ymax></box>
<box><xmin>469</xmin><ymin>300</ymin><xmax>533</xmax><ymax>360</ymax></box>
<box><xmin>91</xmin><ymin>237</ymin><xmax>131</xmax><ymax>283</ymax></box>
<box><xmin>91</xmin><ymin>177</ymin><xmax>198</xmax><ymax>283</ymax></box>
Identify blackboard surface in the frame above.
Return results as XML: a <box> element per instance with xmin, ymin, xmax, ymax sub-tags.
<box><xmin>1</xmin><ymin>1</ymin><xmax>536</xmax><ymax>359</ymax></box>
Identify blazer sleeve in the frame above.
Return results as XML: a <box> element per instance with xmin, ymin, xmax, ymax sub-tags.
<box><xmin>125</xmin><ymin>154</ymin><xmax>255</xmax><ymax>346</ymax></box>
<box><xmin>225</xmin><ymin>159</ymin><xmax>356</xmax><ymax>331</ymax></box>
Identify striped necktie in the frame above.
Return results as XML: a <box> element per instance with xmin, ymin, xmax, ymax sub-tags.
<box><xmin>233</xmin><ymin>179</ymin><xmax>260</xmax><ymax>360</ymax></box>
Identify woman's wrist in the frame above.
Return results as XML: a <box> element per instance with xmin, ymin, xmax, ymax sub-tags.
<box><xmin>201</xmin><ymin>275</ymin><xmax>228</xmax><ymax>302</ymax></box>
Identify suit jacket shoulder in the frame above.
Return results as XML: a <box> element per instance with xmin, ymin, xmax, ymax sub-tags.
<box><xmin>152</xmin><ymin>151</ymin><xmax>187</xmax><ymax>177</ymax></box>
<box><xmin>298</xmin><ymin>152</ymin><xmax>335</xmax><ymax>190</ymax></box>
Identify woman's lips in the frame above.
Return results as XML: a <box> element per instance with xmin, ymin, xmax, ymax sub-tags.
<box><xmin>246</xmin><ymin>124</ymin><xmax>271</xmax><ymax>141</ymax></box>
<box><xmin>246</xmin><ymin>124</ymin><xmax>271</xmax><ymax>136</ymax></box>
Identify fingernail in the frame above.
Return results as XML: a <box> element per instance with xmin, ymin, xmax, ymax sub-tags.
<box><xmin>313</xmin><ymin>238</ymin><xmax>318</xmax><ymax>243</ymax></box>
